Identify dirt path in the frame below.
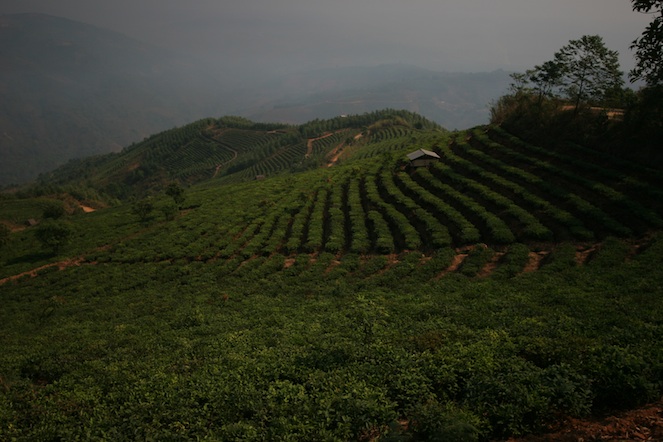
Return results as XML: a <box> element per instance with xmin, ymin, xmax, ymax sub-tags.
<box><xmin>507</xmin><ymin>399</ymin><xmax>663</xmax><ymax>442</ymax></box>
<box><xmin>326</xmin><ymin>144</ymin><xmax>345</xmax><ymax>167</ymax></box>
<box><xmin>325</xmin><ymin>132</ymin><xmax>364</xmax><ymax>167</ymax></box>
<box><xmin>212</xmin><ymin>147</ymin><xmax>238</xmax><ymax>178</ymax></box>
<box><xmin>522</xmin><ymin>251</ymin><xmax>549</xmax><ymax>273</ymax></box>
<box><xmin>478</xmin><ymin>252</ymin><xmax>505</xmax><ymax>278</ymax></box>
<box><xmin>435</xmin><ymin>253</ymin><xmax>468</xmax><ymax>279</ymax></box>
<box><xmin>305</xmin><ymin>132</ymin><xmax>335</xmax><ymax>158</ymax></box>
<box><xmin>575</xmin><ymin>244</ymin><xmax>600</xmax><ymax>266</ymax></box>
<box><xmin>0</xmin><ymin>257</ymin><xmax>87</xmax><ymax>286</ymax></box>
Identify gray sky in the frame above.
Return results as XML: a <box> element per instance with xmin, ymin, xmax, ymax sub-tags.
<box><xmin>1</xmin><ymin>0</ymin><xmax>652</xmax><ymax>73</ymax></box>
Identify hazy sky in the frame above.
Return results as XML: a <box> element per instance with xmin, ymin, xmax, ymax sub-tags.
<box><xmin>1</xmin><ymin>0</ymin><xmax>652</xmax><ymax>73</ymax></box>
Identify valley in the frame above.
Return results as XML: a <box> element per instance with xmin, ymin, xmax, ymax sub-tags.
<box><xmin>0</xmin><ymin>13</ymin><xmax>511</xmax><ymax>186</ymax></box>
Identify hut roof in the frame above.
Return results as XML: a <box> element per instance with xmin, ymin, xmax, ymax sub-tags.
<box><xmin>406</xmin><ymin>149</ymin><xmax>440</xmax><ymax>161</ymax></box>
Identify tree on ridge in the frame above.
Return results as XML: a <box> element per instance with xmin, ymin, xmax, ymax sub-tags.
<box><xmin>630</xmin><ymin>0</ymin><xmax>663</xmax><ymax>86</ymax></box>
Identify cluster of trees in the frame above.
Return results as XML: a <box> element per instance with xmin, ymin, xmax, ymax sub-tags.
<box><xmin>508</xmin><ymin>35</ymin><xmax>626</xmax><ymax>111</ymax></box>
<box><xmin>506</xmin><ymin>1</ymin><xmax>661</xmax><ymax>108</ymax></box>
<box><xmin>630</xmin><ymin>0</ymin><xmax>663</xmax><ymax>86</ymax></box>
<box><xmin>489</xmin><ymin>1</ymin><xmax>662</xmax><ymax>164</ymax></box>
<box><xmin>131</xmin><ymin>182</ymin><xmax>186</xmax><ymax>224</ymax></box>
<box><xmin>298</xmin><ymin>109</ymin><xmax>441</xmax><ymax>138</ymax></box>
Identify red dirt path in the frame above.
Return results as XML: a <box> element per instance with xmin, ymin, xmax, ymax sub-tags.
<box><xmin>506</xmin><ymin>399</ymin><xmax>663</xmax><ymax>442</ymax></box>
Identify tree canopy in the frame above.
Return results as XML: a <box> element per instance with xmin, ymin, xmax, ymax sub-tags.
<box><xmin>35</xmin><ymin>220</ymin><xmax>72</xmax><ymax>255</ymax></box>
<box><xmin>511</xmin><ymin>35</ymin><xmax>623</xmax><ymax>112</ymax></box>
<box><xmin>554</xmin><ymin>35</ymin><xmax>623</xmax><ymax>110</ymax></box>
<box><xmin>0</xmin><ymin>224</ymin><xmax>10</xmax><ymax>250</ymax></box>
<box><xmin>630</xmin><ymin>0</ymin><xmax>663</xmax><ymax>85</ymax></box>
<box><xmin>165</xmin><ymin>182</ymin><xmax>185</xmax><ymax>208</ymax></box>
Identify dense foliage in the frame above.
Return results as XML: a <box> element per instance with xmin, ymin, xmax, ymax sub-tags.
<box><xmin>508</xmin><ymin>35</ymin><xmax>624</xmax><ymax>111</ymax></box>
<box><xmin>630</xmin><ymin>0</ymin><xmax>663</xmax><ymax>85</ymax></box>
<box><xmin>2</xmin><ymin>116</ymin><xmax>663</xmax><ymax>440</ymax></box>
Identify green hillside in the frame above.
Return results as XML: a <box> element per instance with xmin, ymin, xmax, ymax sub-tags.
<box><xmin>37</xmin><ymin>110</ymin><xmax>441</xmax><ymax>199</ymax></box>
<box><xmin>2</xmin><ymin>112</ymin><xmax>663</xmax><ymax>441</ymax></box>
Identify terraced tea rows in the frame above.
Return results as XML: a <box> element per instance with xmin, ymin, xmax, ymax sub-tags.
<box><xmin>5</xmin><ymin>111</ymin><xmax>663</xmax><ymax>442</ymax></box>
<box><xmin>71</xmin><ymin>125</ymin><xmax>662</xmax><ymax>283</ymax></box>
<box><xmin>14</xmin><ymin>117</ymin><xmax>663</xmax><ymax>283</ymax></box>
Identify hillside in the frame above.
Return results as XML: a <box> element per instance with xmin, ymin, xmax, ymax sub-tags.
<box><xmin>0</xmin><ymin>14</ymin><xmax>512</xmax><ymax>186</ymax></box>
<box><xmin>1</xmin><ymin>113</ymin><xmax>663</xmax><ymax>441</ymax></box>
<box><xmin>36</xmin><ymin>110</ymin><xmax>442</xmax><ymax>199</ymax></box>
<box><xmin>0</xmin><ymin>13</ymin><xmax>229</xmax><ymax>185</ymax></box>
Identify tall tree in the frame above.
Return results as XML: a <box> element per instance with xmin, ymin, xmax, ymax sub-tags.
<box><xmin>0</xmin><ymin>224</ymin><xmax>10</xmax><ymax>250</ymax></box>
<box><xmin>526</xmin><ymin>60</ymin><xmax>565</xmax><ymax>103</ymax></box>
<box><xmin>131</xmin><ymin>198</ymin><xmax>154</xmax><ymax>223</ymax></box>
<box><xmin>553</xmin><ymin>35</ymin><xmax>623</xmax><ymax>112</ymax></box>
<box><xmin>630</xmin><ymin>0</ymin><xmax>663</xmax><ymax>85</ymax></box>
<box><xmin>165</xmin><ymin>182</ymin><xmax>185</xmax><ymax>208</ymax></box>
<box><xmin>35</xmin><ymin>220</ymin><xmax>72</xmax><ymax>255</ymax></box>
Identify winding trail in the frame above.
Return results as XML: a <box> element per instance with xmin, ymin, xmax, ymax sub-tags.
<box><xmin>212</xmin><ymin>147</ymin><xmax>238</xmax><ymax>178</ymax></box>
<box><xmin>326</xmin><ymin>132</ymin><xmax>364</xmax><ymax>167</ymax></box>
<box><xmin>0</xmin><ymin>257</ymin><xmax>88</xmax><ymax>286</ymax></box>
<box><xmin>305</xmin><ymin>132</ymin><xmax>335</xmax><ymax>158</ymax></box>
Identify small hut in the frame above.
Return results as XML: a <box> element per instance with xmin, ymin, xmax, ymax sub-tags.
<box><xmin>406</xmin><ymin>149</ymin><xmax>440</xmax><ymax>168</ymax></box>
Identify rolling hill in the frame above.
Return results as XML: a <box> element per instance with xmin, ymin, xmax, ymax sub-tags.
<box><xmin>244</xmin><ymin>65</ymin><xmax>511</xmax><ymax>130</ymax></box>
<box><xmin>35</xmin><ymin>110</ymin><xmax>443</xmax><ymax>199</ymax></box>
<box><xmin>2</xmin><ymin>111</ymin><xmax>663</xmax><ymax>440</ymax></box>
<box><xmin>0</xmin><ymin>13</ymin><xmax>229</xmax><ymax>185</ymax></box>
<box><xmin>0</xmin><ymin>13</ymin><xmax>513</xmax><ymax>186</ymax></box>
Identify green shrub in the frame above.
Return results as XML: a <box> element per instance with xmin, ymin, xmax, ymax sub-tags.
<box><xmin>34</xmin><ymin>219</ymin><xmax>72</xmax><ymax>254</ymax></box>
<box><xmin>584</xmin><ymin>345</ymin><xmax>659</xmax><ymax>410</ymax></box>
<box><xmin>408</xmin><ymin>400</ymin><xmax>484</xmax><ymax>442</ymax></box>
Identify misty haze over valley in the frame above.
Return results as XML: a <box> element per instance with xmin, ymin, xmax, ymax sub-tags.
<box><xmin>0</xmin><ymin>1</ymin><xmax>649</xmax><ymax>184</ymax></box>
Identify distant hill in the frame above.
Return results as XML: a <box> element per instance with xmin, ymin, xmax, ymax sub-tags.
<box><xmin>0</xmin><ymin>13</ymin><xmax>228</xmax><ymax>185</ymax></box>
<box><xmin>244</xmin><ymin>65</ymin><xmax>511</xmax><ymax>130</ymax></box>
<box><xmin>36</xmin><ymin>110</ymin><xmax>443</xmax><ymax>199</ymax></box>
<box><xmin>0</xmin><ymin>14</ymin><xmax>512</xmax><ymax>186</ymax></box>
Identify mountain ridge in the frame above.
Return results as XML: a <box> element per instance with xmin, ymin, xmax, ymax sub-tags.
<box><xmin>0</xmin><ymin>13</ymin><xmax>513</xmax><ymax>186</ymax></box>
<box><xmin>34</xmin><ymin>110</ymin><xmax>443</xmax><ymax>200</ymax></box>
<box><xmin>0</xmin><ymin>13</ymin><xmax>229</xmax><ymax>185</ymax></box>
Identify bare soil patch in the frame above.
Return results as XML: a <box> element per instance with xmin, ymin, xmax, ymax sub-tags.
<box><xmin>0</xmin><ymin>257</ymin><xmax>87</xmax><ymax>286</ymax></box>
<box><xmin>506</xmin><ymin>399</ymin><xmax>663</xmax><ymax>442</ymax></box>
<box><xmin>436</xmin><ymin>253</ymin><xmax>468</xmax><ymax>279</ymax></box>
<box><xmin>326</xmin><ymin>143</ymin><xmax>347</xmax><ymax>167</ymax></box>
<box><xmin>522</xmin><ymin>251</ymin><xmax>549</xmax><ymax>273</ymax></box>
<box><xmin>478</xmin><ymin>252</ymin><xmax>505</xmax><ymax>277</ymax></box>
<box><xmin>575</xmin><ymin>243</ymin><xmax>600</xmax><ymax>266</ymax></box>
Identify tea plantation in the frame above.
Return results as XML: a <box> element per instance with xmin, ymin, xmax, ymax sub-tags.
<box><xmin>2</xmin><ymin>113</ymin><xmax>663</xmax><ymax>441</ymax></box>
